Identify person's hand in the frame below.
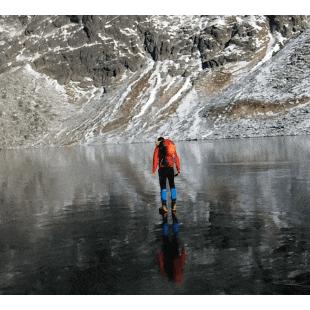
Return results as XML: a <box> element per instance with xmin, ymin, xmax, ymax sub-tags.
<box><xmin>152</xmin><ymin>171</ymin><xmax>156</xmax><ymax>176</ymax></box>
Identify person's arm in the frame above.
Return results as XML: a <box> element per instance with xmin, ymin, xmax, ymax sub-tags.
<box><xmin>152</xmin><ymin>147</ymin><xmax>159</xmax><ymax>174</ymax></box>
<box><xmin>175</xmin><ymin>151</ymin><xmax>181</xmax><ymax>174</ymax></box>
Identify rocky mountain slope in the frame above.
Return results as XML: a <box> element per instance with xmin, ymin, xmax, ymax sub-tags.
<box><xmin>0</xmin><ymin>15</ymin><xmax>309</xmax><ymax>147</ymax></box>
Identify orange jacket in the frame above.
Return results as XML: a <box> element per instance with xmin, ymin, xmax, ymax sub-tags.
<box><xmin>152</xmin><ymin>139</ymin><xmax>180</xmax><ymax>174</ymax></box>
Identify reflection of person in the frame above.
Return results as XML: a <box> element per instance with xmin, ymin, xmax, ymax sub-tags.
<box><xmin>152</xmin><ymin>137</ymin><xmax>181</xmax><ymax>216</ymax></box>
<box><xmin>157</xmin><ymin>235</ymin><xmax>186</xmax><ymax>284</ymax></box>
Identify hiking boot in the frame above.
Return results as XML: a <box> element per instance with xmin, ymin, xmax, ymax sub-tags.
<box><xmin>172</xmin><ymin>202</ymin><xmax>177</xmax><ymax>214</ymax></box>
<box><xmin>159</xmin><ymin>205</ymin><xmax>168</xmax><ymax>215</ymax></box>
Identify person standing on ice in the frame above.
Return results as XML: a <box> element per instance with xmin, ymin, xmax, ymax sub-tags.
<box><xmin>152</xmin><ymin>137</ymin><xmax>181</xmax><ymax>216</ymax></box>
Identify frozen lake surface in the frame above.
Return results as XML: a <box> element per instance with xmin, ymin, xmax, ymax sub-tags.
<box><xmin>1</xmin><ymin>136</ymin><xmax>310</xmax><ymax>294</ymax></box>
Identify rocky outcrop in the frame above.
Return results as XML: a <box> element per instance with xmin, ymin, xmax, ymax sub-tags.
<box><xmin>1</xmin><ymin>15</ymin><xmax>308</xmax><ymax>88</ymax></box>
<box><xmin>0</xmin><ymin>15</ymin><xmax>309</xmax><ymax>147</ymax></box>
<box><xmin>267</xmin><ymin>15</ymin><xmax>308</xmax><ymax>37</ymax></box>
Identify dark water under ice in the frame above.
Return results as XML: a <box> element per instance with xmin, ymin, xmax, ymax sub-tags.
<box><xmin>2</xmin><ymin>136</ymin><xmax>310</xmax><ymax>294</ymax></box>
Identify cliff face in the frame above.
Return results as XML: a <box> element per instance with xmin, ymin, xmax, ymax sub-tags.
<box><xmin>0</xmin><ymin>15</ymin><xmax>309</xmax><ymax>147</ymax></box>
<box><xmin>203</xmin><ymin>27</ymin><xmax>310</xmax><ymax>139</ymax></box>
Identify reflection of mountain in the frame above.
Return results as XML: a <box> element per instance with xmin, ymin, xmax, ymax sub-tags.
<box><xmin>1</xmin><ymin>138</ymin><xmax>310</xmax><ymax>293</ymax></box>
<box><xmin>1</xmin><ymin>16</ymin><xmax>310</xmax><ymax>147</ymax></box>
<box><xmin>177</xmin><ymin>137</ymin><xmax>310</xmax><ymax>294</ymax></box>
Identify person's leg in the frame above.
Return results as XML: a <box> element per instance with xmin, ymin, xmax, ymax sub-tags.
<box><xmin>167</xmin><ymin>168</ymin><xmax>177</xmax><ymax>214</ymax></box>
<box><xmin>158</xmin><ymin>168</ymin><xmax>168</xmax><ymax>215</ymax></box>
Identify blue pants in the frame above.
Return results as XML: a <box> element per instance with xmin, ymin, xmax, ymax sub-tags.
<box><xmin>159</xmin><ymin>167</ymin><xmax>177</xmax><ymax>204</ymax></box>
